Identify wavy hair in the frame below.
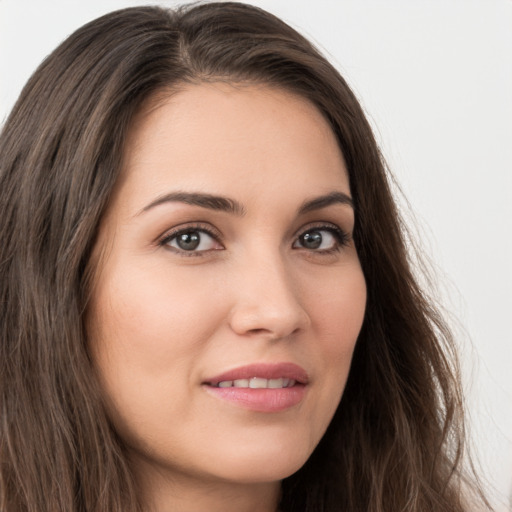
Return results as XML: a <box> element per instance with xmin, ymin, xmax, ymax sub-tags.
<box><xmin>0</xmin><ymin>3</ymin><xmax>483</xmax><ymax>511</ymax></box>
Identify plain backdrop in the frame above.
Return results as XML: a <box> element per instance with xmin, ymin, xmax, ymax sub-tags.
<box><xmin>1</xmin><ymin>0</ymin><xmax>511</xmax><ymax>509</ymax></box>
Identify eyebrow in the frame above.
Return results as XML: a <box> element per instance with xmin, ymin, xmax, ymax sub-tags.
<box><xmin>298</xmin><ymin>191</ymin><xmax>353</xmax><ymax>214</ymax></box>
<box><xmin>137</xmin><ymin>190</ymin><xmax>353</xmax><ymax>217</ymax></box>
<box><xmin>138</xmin><ymin>191</ymin><xmax>246</xmax><ymax>216</ymax></box>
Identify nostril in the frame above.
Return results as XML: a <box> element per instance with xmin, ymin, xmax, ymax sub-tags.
<box><xmin>247</xmin><ymin>328</ymin><xmax>269</xmax><ymax>335</ymax></box>
<box><xmin>227</xmin><ymin>270</ymin><xmax>311</xmax><ymax>338</ymax></box>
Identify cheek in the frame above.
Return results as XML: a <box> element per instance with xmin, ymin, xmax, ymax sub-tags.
<box><xmin>86</xmin><ymin>259</ymin><xmax>227</xmax><ymax>428</ymax></box>
<box><xmin>89</xmin><ymin>258</ymin><xmax>224</xmax><ymax>364</ymax></box>
<box><xmin>86</xmin><ymin>270</ymin><xmax>221</xmax><ymax>465</ymax></box>
<box><xmin>306</xmin><ymin>265</ymin><xmax>366</xmax><ymax>407</ymax></box>
<box><xmin>309</xmin><ymin>263</ymin><xmax>366</xmax><ymax>352</ymax></box>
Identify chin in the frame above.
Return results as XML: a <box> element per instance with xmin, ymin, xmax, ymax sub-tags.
<box><xmin>207</xmin><ymin>436</ymin><xmax>314</xmax><ymax>484</ymax></box>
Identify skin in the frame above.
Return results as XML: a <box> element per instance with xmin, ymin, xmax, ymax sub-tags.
<box><xmin>87</xmin><ymin>83</ymin><xmax>367</xmax><ymax>512</ymax></box>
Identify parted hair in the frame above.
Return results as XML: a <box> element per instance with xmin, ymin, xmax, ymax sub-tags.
<box><xmin>0</xmin><ymin>3</ymin><xmax>483</xmax><ymax>511</ymax></box>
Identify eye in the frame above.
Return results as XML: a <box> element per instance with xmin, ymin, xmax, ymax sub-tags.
<box><xmin>161</xmin><ymin>227</ymin><xmax>222</xmax><ymax>253</ymax></box>
<box><xmin>293</xmin><ymin>226</ymin><xmax>348</xmax><ymax>252</ymax></box>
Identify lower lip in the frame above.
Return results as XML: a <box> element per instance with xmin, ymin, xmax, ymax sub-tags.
<box><xmin>203</xmin><ymin>384</ymin><xmax>306</xmax><ymax>412</ymax></box>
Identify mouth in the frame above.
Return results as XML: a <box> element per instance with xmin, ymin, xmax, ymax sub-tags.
<box><xmin>202</xmin><ymin>362</ymin><xmax>308</xmax><ymax>412</ymax></box>
<box><xmin>212</xmin><ymin>377</ymin><xmax>297</xmax><ymax>389</ymax></box>
<box><xmin>203</xmin><ymin>361</ymin><xmax>308</xmax><ymax>388</ymax></box>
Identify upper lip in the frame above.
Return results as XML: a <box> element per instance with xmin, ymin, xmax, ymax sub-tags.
<box><xmin>204</xmin><ymin>362</ymin><xmax>309</xmax><ymax>386</ymax></box>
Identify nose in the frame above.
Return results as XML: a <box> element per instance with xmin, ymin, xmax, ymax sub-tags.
<box><xmin>228</xmin><ymin>251</ymin><xmax>311</xmax><ymax>340</ymax></box>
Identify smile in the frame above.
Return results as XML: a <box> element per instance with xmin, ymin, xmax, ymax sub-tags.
<box><xmin>203</xmin><ymin>363</ymin><xmax>308</xmax><ymax>412</ymax></box>
<box><xmin>215</xmin><ymin>377</ymin><xmax>297</xmax><ymax>389</ymax></box>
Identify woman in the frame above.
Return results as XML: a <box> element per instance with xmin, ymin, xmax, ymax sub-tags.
<box><xmin>0</xmin><ymin>3</ymin><xmax>488</xmax><ymax>511</ymax></box>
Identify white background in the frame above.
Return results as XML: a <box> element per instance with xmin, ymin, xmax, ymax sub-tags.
<box><xmin>1</xmin><ymin>0</ymin><xmax>511</xmax><ymax>509</ymax></box>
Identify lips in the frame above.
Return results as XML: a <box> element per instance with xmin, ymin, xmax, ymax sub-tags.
<box><xmin>203</xmin><ymin>362</ymin><xmax>309</xmax><ymax>387</ymax></box>
<box><xmin>203</xmin><ymin>362</ymin><xmax>309</xmax><ymax>412</ymax></box>
<box><xmin>215</xmin><ymin>377</ymin><xmax>296</xmax><ymax>389</ymax></box>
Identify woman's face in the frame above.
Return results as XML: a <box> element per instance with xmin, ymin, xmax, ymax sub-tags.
<box><xmin>87</xmin><ymin>84</ymin><xmax>366</xmax><ymax>491</ymax></box>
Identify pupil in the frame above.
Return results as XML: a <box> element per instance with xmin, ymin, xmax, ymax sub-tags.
<box><xmin>301</xmin><ymin>231</ymin><xmax>322</xmax><ymax>249</ymax></box>
<box><xmin>177</xmin><ymin>232</ymin><xmax>200</xmax><ymax>250</ymax></box>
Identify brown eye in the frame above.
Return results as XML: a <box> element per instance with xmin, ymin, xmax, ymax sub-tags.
<box><xmin>175</xmin><ymin>232</ymin><xmax>201</xmax><ymax>250</ymax></box>
<box><xmin>299</xmin><ymin>231</ymin><xmax>324</xmax><ymax>249</ymax></box>
<box><xmin>293</xmin><ymin>227</ymin><xmax>345</xmax><ymax>251</ymax></box>
<box><xmin>165</xmin><ymin>229</ymin><xmax>220</xmax><ymax>252</ymax></box>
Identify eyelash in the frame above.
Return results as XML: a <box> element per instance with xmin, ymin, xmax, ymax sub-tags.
<box><xmin>158</xmin><ymin>222</ymin><xmax>350</xmax><ymax>256</ymax></box>
<box><xmin>296</xmin><ymin>223</ymin><xmax>350</xmax><ymax>254</ymax></box>
<box><xmin>159</xmin><ymin>222</ymin><xmax>221</xmax><ymax>257</ymax></box>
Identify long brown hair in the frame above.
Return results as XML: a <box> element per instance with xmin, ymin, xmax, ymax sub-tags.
<box><xmin>0</xmin><ymin>3</ymin><xmax>484</xmax><ymax>511</ymax></box>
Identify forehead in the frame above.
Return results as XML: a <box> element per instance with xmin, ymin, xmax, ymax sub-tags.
<box><xmin>118</xmin><ymin>83</ymin><xmax>349</xmax><ymax>209</ymax></box>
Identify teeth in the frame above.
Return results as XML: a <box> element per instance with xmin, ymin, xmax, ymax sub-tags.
<box><xmin>268</xmin><ymin>378</ymin><xmax>284</xmax><ymax>388</ymax></box>
<box><xmin>249</xmin><ymin>377</ymin><xmax>267</xmax><ymax>389</ymax></box>
<box><xmin>215</xmin><ymin>377</ymin><xmax>296</xmax><ymax>389</ymax></box>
